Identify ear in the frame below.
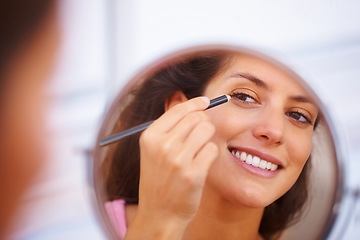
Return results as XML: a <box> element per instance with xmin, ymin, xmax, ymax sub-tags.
<box><xmin>165</xmin><ymin>91</ymin><xmax>188</xmax><ymax>111</ymax></box>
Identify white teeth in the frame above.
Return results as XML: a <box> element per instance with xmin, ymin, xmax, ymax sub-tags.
<box><xmin>259</xmin><ymin>160</ymin><xmax>267</xmax><ymax>169</ymax></box>
<box><xmin>252</xmin><ymin>156</ymin><xmax>260</xmax><ymax>167</ymax></box>
<box><xmin>231</xmin><ymin>150</ymin><xmax>279</xmax><ymax>172</ymax></box>
<box><xmin>240</xmin><ymin>152</ymin><xmax>246</xmax><ymax>161</ymax></box>
<box><xmin>271</xmin><ymin>164</ymin><xmax>278</xmax><ymax>171</ymax></box>
<box><xmin>246</xmin><ymin>154</ymin><xmax>252</xmax><ymax>164</ymax></box>
<box><xmin>266</xmin><ymin>162</ymin><xmax>272</xmax><ymax>170</ymax></box>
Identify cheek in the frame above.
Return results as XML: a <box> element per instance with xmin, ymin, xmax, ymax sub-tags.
<box><xmin>205</xmin><ymin>106</ymin><xmax>253</xmax><ymax>142</ymax></box>
<box><xmin>287</xmin><ymin>129</ymin><xmax>313</xmax><ymax>169</ymax></box>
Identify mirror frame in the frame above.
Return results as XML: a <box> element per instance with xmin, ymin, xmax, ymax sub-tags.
<box><xmin>89</xmin><ymin>44</ymin><xmax>350</xmax><ymax>240</ymax></box>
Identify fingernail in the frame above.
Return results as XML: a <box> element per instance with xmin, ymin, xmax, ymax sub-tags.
<box><xmin>200</xmin><ymin>96</ymin><xmax>210</xmax><ymax>105</ymax></box>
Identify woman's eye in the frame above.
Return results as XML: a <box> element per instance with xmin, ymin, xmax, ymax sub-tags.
<box><xmin>232</xmin><ymin>93</ymin><xmax>258</xmax><ymax>104</ymax></box>
<box><xmin>287</xmin><ymin>111</ymin><xmax>312</xmax><ymax>125</ymax></box>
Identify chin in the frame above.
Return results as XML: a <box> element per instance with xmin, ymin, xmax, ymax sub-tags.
<box><xmin>219</xmin><ymin>184</ymin><xmax>276</xmax><ymax>209</ymax></box>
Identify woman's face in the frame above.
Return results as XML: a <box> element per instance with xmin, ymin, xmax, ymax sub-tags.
<box><xmin>203</xmin><ymin>54</ymin><xmax>318</xmax><ymax>208</ymax></box>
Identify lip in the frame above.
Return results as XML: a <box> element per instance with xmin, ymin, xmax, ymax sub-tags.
<box><xmin>227</xmin><ymin>146</ymin><xmax>284</xmax><ymax>178</ymax></box>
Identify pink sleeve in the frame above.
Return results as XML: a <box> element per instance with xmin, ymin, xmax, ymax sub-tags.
<box><xmin>104</xmin><ymin>199</ymin><xmax>127</xmax><ymax>239</ymax></box>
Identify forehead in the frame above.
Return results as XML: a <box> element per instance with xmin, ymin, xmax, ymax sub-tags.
<box><xmin>219</xmin><ymin>54</ymin><xmax>308</xmax><ymax>95</ymax></box>
<box><xmin>235</xmin><ymin>54</ymin><xmax>305</xmax><ymax>88</ymax></box>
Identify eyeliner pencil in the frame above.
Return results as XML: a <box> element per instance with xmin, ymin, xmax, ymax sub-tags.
<box><xmin>99</xmin><ymin>95</ymin><xmax>231</xmax><ymax>147</ymax></box>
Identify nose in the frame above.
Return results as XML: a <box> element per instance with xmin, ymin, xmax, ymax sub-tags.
<box><xmin>252</xmin><ymin>107</ymin><xmax>285</xmax><ymax>145</ymax></box>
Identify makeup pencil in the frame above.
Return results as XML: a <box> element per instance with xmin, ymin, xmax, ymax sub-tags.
<box><xmin>99</xmin><ymin>95</ymin><xmax>231</xmax><ymax>147</ymax></box>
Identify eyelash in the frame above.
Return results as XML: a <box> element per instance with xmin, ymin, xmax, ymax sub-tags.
<box><xmin>231</xmin><ymin>91</ymin><xmax>313</xmax><ymax>125</ymax></box>
<box><xmin>286</xmin><ymin>111</ymin><xmax>313</xmax><ymax>125</ymax></box>
<box><xmin>231</xmin><ymin>92</ymin><xmax>258</xmax><ymax>105</ymax></box>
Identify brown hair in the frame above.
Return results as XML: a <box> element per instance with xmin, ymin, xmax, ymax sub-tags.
<box><xmin>101</xmin><ymin>50</ymin><xmax>312</xmax><ymax>239</ymax></box>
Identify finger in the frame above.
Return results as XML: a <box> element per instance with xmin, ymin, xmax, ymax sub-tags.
<box><xmin>176</xmin><ymin>120</ymin><xmax>215</xmax><ymax>164</ymax></box>
<box><xmin>150</xmin><ymin>97</ymin><xmax>210</xmax><ymax>133</ymax></box>
<box><xmin>191</xmin><ymin>142</ymin><xmax>218</xmax><ymax>178</ymax></box>
<box><xmin>140</xmin><ymin>112</ymin><xmax>208</xmax><ymax>163</ymax></box>
<box><xmin>167</xmin><ymin>111</ymin><xmax>209</xmax><ymax>144</ymax></box>
<box><xmin>160</xmin><ymin>112</ymin><xmax>210</xmax><ymax>164</ymax></box>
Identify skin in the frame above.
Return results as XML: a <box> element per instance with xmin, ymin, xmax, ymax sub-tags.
<box><xmin>125</xmin><ymin>54</ymin><xmax>318</xmax><ymax>240</ymax></box>
<box><xmin>0</xmin><ymin>3</ymin><xmax>59</xmax><ymax>238</ymax></box>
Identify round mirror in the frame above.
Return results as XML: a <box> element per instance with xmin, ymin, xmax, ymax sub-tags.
<box><xmin>91</xmin><ymin>45</ymin><xmax>347</xmax><ymax>240</ymax></box>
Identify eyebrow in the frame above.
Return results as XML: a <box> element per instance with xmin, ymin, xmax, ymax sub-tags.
<box><xmin>289</xmin><ymin>96</ymin><xmax>313</xmax><ymax>104</ymax></box>
<box><xmin>230</xmin><ymin>72</ymin><xmax>269</xmax><ymax>90</ymax></box>
<box><xmin>230</xmin><ymin>72</ymin><xmax>315</xmax><ymax>105</ymax></box>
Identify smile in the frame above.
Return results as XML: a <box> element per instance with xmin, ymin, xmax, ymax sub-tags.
<box><xmin>230</xmin><ymin>149</ymin><xmax>279</xmax><ymax>171</ymax></box>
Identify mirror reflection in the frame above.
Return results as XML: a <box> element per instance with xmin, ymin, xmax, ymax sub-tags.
<box><xmin>94</xmin><ymin>47</ymin><xmax>339</xmax><ymax>240</ymax></box>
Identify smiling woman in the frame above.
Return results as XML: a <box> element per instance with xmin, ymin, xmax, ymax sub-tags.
<box><xmin>197</xmin><ymin>54</ymin><xmax>318</xmax><ymax>237</ymax></box>
<box><xmin>94</xmin><ymin>47</ymin><xmax>337</xmax><ymax>240</ymax></box>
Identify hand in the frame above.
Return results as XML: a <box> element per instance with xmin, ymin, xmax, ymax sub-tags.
<box><xmin>127</xmin><ymin>96</ymin><xmax>219</xmax><ymax>239</ymax></box>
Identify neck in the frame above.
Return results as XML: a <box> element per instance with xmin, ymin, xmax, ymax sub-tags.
<box><xmin>183</xmin><ymin>186</ymin><xmax>264</xmax><ymax>240</ymax></box>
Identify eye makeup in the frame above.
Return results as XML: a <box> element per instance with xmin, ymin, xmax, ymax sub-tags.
<box><xmin>230</xmin><ymin>88</ymin><xmax>315</xmax><ymax>126</ymax></box>
<box><xmin>231</xmin><ymin>91</ymin><xmax>260</xmax><ymax>106</ymax></box>
<box><xmin>286</xmin><ymin>110</ymin><xmax>314</xmax><ymax>125</ymax></box>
